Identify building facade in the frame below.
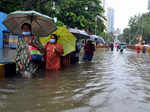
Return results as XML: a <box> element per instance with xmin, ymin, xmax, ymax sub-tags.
<box><xmin>107</xmin><ymin>7</ymin><xmax>115</xmax><ymax>33</ymax></box>
<box><xmin>102</xmin><ymin>0</ymin><xmax>106</xmax><ymax>11</ymax></box>
<box><xmin>102</xmin><ymin>0</ymin><xmax>108</xmax><ymax>32</ymax></box>
<box><xmin>102</xmin><ymin>0</ymin><xmax>109</xmax><ymax>16</ymax></box>
<box><xmin>148</xmin><ymin>0</ymin><xmax>150</xmax><ymax>10</ymax></box>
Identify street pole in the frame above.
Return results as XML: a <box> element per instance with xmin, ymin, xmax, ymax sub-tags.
<box><xmin>95</xmin><ymin>15</ymin><xmax>101</xmax><ymax>35</ymax></box>
<box><xmin>141</xmin><ymin>16</ymin><xmax>143</xmax><ymax>43</ymax></box>
<box><xmin>129</xmin><ymin>29</ymin><xmax>130</xmax><ymax>45</ymax></box>
<box><xmin>95</xmin><ymin>16</ymin><xmax>97</xmax><ymax>35</ymax></box>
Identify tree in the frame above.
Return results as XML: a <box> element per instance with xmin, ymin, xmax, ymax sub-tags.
<box><xmin>0</xmin><ymin>0</ymin><xmax>23</xmax><ymax>13</ymax></box>
<box><xmin>104</xmin><ymin>32</ymin><xmax>115</xmax><ymax>42</ymax></box>
<box><xmin>121</xmin><ymin>12</ymin><xmax>150</xmax><ymax>44</ymax></box>
<box><xmin>0</xmin><ymin>0</ymin><xmax>105</xmax><ymax>35</ymax></box>
<box><xmin>53</xmin><ymin>0</ymin><xmax>105</xmax><ymax>34</ymax></box>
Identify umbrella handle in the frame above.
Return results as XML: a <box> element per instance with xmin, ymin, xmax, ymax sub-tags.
<box><xmin>30</xmin><ymin>15</ymin><xmax>34</xmax><ymax>23</ymax></box>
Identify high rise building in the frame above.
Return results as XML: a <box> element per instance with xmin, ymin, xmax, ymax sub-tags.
<box><xmin>102</xmin><ymin>0</ymin><xmax>108</xmax><ymax>32</ymax></box>
<box><xmin>148</xmin><ymin>0</ymin><xmax>150</xmax><ymax>10</ymax></box>
<box><xmin>102</xmin><ymin>0</ymin><xmax>115</xmax><ymax>33</ymax></box>
<box><xmin>107</xmin><ymin>7</ymin><xmax>115</xmax><ymax>33</ymax></box>
<box><xmin>102</xmin><ymin>0</ymin><xmax>106</xmax><ymax>10</ymax></box>
<box><xmin>102</xmin><ymin>0</ymin><xmax>109</xmax><ymax>14</ymax></box>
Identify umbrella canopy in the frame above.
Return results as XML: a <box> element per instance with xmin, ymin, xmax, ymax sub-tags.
<box><xmin>90</xmin><ymin>35</ymin><xmax>105</xmax><ymax>44</ymax></box>
<box><xmin>144</xmin><ymin>44</ymin><xmax>150</xmax><ymax>48</ymax></box>
<box><xmin>40</xmin><ymin>27</ymin><xmax>77</xmax><ymax>56</ymax></box>
<box><xmin>69</xmin><ymin>28</ymin><xmax>90</xmax><ymax>39</ymax></box>
<box><xmin>3</xmin><ymin>10</ymin><xmax>57</xmax><ymax>37</ymax></box>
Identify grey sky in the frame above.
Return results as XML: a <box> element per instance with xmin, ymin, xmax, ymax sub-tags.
<box><xmin>108</xmin><ymin>0</ymin><xmax>148</xmax><ymax>30</ymax></box>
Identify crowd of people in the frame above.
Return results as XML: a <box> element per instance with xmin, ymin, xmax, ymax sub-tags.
<box><xmin>15</xmin><ymin>23</ymin><xmax>96</xmax><ymax>78</ymax></box>
<box><xmin>15</xmin><ymin>23</ymin><xmax>148</xmax><ymax>79</ymax></box>
<box><xmin>109</xmin><ymin>42</ymin><xmax>150</xmax><ymax>55</ymax></box>
<box><xmin>136</xmin><ymin>46</ymin><xmax>150</xmax><ymax>54</ymax></box>
<box><xmin>109</xmin><ymin>42</ymin><xmax>126</xmax><ymax>53</ymax></box>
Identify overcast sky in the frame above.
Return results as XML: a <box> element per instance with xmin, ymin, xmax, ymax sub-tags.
<box><xmin>107</xmin><ymin>0</ymin><xmax>148</xmax><ymax>30</ymax></box>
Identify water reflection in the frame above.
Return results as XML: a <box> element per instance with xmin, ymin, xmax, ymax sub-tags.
<box><xmin>0</xmin><ymin>48</ymin><xmax>16</xmax><ymax>62</ymax></box>
<box><xmin>1</xmin><ymin>49</ymin><xmax>150</xmax><ymax>112</ymax></box>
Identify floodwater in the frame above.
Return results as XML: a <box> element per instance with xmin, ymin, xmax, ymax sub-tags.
<box><xmin>1</xmin><ymin>48</ymin><xmax>150</xmax><ymax>112</ymax></box>
<box><xmin>0</xmin><ymin>48</ymin><xmax>16</xmax><ymax>62</ymax></box>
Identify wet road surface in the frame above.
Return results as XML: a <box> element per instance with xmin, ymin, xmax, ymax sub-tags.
<box><xmin>1</xmin><ymin>48</ymin><xmax>150</xmax><ymax>112</ymax></box>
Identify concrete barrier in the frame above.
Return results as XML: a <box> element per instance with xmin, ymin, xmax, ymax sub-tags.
<box><xmin>127</xmin><ymin>45</ymin><xmax>136</xmax><ymax>50</ymax></box>
<box><xmin>0</xmin><ymin>62</ymin><xmax>16</xmax><ymax>79</ymax></box>
<box><xmin>0</xmin><ymin>64</ymin><xmax>5</xmax><ymax>80</ymax></box>
<box><xmin>96</xmin><ymin>45</ymin><xmax>109</xmax><ymax>48</ymax></box>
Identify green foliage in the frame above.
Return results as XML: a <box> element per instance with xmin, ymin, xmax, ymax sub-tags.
<box><xmin>0</xmin><ymin>0</ymin><xmax>23</xmax><ymax>13</ymax></box>
<box><xmin>121</xmin><ymin>12</ymin><xmax>150</xmax><ymax>44</ymax></box>
<box><xmin>104</xmin><ymin>32</ymin><xmax>115</xmax><ymax>42</ymax></box>
<box><xmin>0</xmin><ymin>0</ymin><xmax>105</xmax><ymax>35</ymax></box>
<box><xmin>56</xmin><ymin>21</ymin><xmax>64</xmax><ymax>27</ymax></box>
<box><xmin>55</xmin><ymin>0</ymin><xmax>105</xmax><ymax>34</ymax></box>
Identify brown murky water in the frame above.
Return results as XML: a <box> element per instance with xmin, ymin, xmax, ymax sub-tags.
<box><xmin>1</xmin><ymin>48</ymin><xmax>150</xmax><ymax>112</ymax></box>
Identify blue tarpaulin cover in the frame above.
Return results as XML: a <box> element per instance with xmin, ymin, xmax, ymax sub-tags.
<box><xmin>0</xmin><ymin>12</ymin><xmax>8</xmax><ymax>48</ymax></box>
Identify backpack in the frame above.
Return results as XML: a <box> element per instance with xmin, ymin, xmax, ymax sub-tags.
<box><xmin>28</xmin><ymin>36</ymin><xmax>43</xmax><ymax>63</ymax></box>
<box><xmin>28</xmin><ymin>45</ymin><xmax>43</xmax><ymax>62</ymax></box>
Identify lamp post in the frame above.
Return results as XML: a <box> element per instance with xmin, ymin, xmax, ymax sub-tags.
<box><xmin>140</xmin><ymin>16</ymin><xmax>144</xmax><ymax>44</ymax></box>
<box><xmin>95</xmin><ymin>16</ymin><xmax>98</xmax><ymax>35</ymax></box>
<box><xmin>95</xmin><ymin>15</ymin><xmax>102</xmax><ymax>35</ymax></box>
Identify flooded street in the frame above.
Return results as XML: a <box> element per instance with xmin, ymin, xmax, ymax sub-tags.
<box><xmin>1</xmin><ymin>48</ymin><xmax>150</xmax><ymax>112</ymax></box>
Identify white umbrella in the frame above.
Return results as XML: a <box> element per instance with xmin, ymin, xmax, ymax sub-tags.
<box><xmin>3</xmin><ymin>10</ymin><xmax>57</xmax><ymax>37</ymax></box>
<box><xmin>69</xmin><ymin>28</ymin><xmax>90</xmax><ymax>39</ymax></box>
<box><xmin>90</xmin><ymin>35</ymin><xmax>105</xmax><ymax>44</ymax></box>
<box><xmin>144</xmin><ymin>44</ymin><xmax>150</xmax><ymax>48</ymax></box>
